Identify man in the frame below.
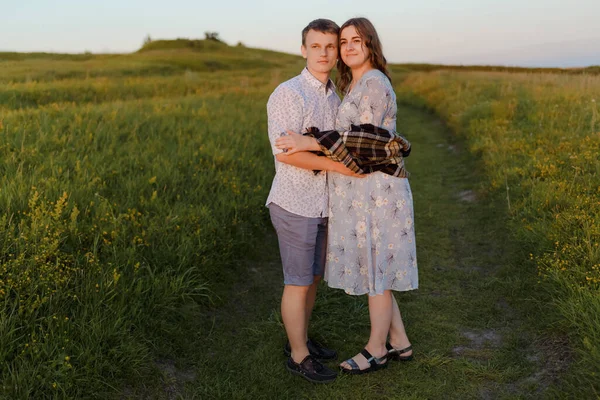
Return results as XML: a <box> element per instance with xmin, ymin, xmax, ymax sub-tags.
<box><xmin>266</xmin><ymin>18</ymin><xmax>358</xmax><ymax>383</ymax></box>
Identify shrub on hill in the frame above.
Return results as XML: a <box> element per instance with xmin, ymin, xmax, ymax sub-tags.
<box><xmin>138</xmin><ymin>38</ymin><xmax>227</xmax><ymax>53</ymax></box>
<box><xmin>584</xmin><ymin>65</ymin><xmax>600</xmax><ymax>73</ymax></box>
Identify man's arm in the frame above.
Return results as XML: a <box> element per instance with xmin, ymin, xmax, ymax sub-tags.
<box><xmin>267</xmin><ymin>85</ymin><xmax>352</xmax><ymax>173</ymax></box>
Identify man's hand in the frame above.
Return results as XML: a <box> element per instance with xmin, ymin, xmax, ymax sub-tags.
<box><xmin>275</xmin><ymin>131</ymin><xmax>320</xmax><ymax>155</ymax></box>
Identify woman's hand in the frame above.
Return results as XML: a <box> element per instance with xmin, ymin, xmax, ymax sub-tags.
<box><xmin>275</xmin><ymin>131</ymin><xmax>320</xmax><ymax>155</ymax></box>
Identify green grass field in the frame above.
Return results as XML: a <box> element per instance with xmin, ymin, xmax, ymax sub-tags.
<box><xmin>0</xmin><ymin>40</ymin><xmax>598</xmax><ymax>398</ymax></box>
<box><xmin>395</xmin><ymin>70</ymin><xmax>600</xmax><ymax>397</ymax></box>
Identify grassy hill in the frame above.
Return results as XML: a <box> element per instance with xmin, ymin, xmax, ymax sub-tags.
<box><xmin>1</xmin><ymin>39</ymin><xmax>598</xmax><ymax>84</ymax></box>
<box><xmin>0</xmin><ymin>40</ymin><xmax>304</xmax><ymax>85</ymax></box>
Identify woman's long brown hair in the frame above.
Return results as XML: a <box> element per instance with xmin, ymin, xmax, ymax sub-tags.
<box><xmin>336</xmin><ymin>17</ymin><xmax>392</xmax><ymax>94</ymax></box>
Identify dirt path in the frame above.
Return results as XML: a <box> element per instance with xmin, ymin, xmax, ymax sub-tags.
<box><xmin>127</xmin><ymin>105</ymin><xmax>563</xmax><ymax>399</ymax></box>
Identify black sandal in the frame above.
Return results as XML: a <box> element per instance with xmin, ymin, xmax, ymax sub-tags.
<box><xmin>386</xmin><ymin>342</ymin><xmax>414</xmax><ymax>361</ymax></box>
<box><xmin>340</xmin><ymin>348</ymin><xmax>388</xmax><ymax>375</ymax></box>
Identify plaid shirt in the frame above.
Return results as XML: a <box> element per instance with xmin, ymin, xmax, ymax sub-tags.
<box><xmin>306</xmin><ymin>124</ymin><xmax>411</xmax><ymax>178</ymax></box>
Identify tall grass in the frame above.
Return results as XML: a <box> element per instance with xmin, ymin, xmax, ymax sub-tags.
<box><xmin>396</xmin><ymin>70</ymin><xmax>600</xmax><ymax>396</ymax></box>
<box><xmin>0</xmin><ymin>48</ymin><xmax>297</xmax><ymax>398</ymax></box>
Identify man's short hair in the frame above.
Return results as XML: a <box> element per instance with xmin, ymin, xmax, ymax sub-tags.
<box><xmin>301</xmin><ymin>19</ymin><xmax>340</xmax><ymax>45</ymax></box>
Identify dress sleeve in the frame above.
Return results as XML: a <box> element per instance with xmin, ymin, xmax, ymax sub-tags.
<box><xmin>356</xmin><ymin>76</ymin><xmax>395</xmax><ymax>130</ymax></box>
<box><xmin>267</xmin><ymin>86</ymin><xmax>304</xmax><ymax>155</ymax></box>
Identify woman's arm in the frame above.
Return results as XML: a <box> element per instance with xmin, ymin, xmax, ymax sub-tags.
<box><xmin>275</xmin><ymin>152</ymin><xmax>363</xmax><ymax>177</ymax></box>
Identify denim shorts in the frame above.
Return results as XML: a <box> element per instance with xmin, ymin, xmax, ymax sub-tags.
<box><xmin>268</xmin><ymin>203</ymin><xmax>327</xmax><ymax>286</ymax></box>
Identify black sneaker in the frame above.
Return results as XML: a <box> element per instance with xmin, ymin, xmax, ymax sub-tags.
<box><xmin>286</xmin><ymin>355</ymin><xmax>337</xmax><ymax>383</ymax></box>
<box><xmin>284</xmin><ymin>339</ymin><xmax>338</xmax><ymax>360</ymax></box>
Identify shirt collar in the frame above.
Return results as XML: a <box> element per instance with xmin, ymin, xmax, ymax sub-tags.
<box><xmin>301</xmin><ymin>67</ymin><xmax>336</xmax><ymax>95</ymax></box>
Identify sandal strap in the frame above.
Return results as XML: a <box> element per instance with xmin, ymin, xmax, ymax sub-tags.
<box><xmin>386</xmin><ymin>342</ymin><xmax>413</xmax><ymax>355</ymax></box>
<box><xmin>360</xmin><ymin>348</ymin><xmax>386</xmax><ymax>366</ymax></box>
<box><xmin>345</xmin><ymin>358</ymin><xmax>360</xmax><ymax>370</ymax></box>
<box><xmin>360</xmin><ymin>349</ymin><xmax>376</xmax><ymax>367</ymax></box>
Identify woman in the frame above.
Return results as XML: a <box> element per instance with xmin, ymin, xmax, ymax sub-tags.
<box><xmin>276</xmin><ymin>17</ymin><xmax>417</xmax><ymax>374</ymax></box>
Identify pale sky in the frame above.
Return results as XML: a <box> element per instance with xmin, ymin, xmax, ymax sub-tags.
<box><xmin>2</xmin><ymin>0</ymin><xmax>599</xmax><ymax>67</ymax></box>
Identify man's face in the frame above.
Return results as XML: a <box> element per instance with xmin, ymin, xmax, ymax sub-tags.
<box><xmin>301</xmin><ymin>30</ymin><xmax>338</xmax><ymax>75</ymax></box>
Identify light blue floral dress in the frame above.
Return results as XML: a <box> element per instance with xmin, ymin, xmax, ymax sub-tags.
<box><xmin>324</xmin><ymin>69</ymin><xmax>418</xmax><ymax>296</ymax></box>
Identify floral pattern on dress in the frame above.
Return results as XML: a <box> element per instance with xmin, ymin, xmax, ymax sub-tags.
<box><xmin>324</xmin><ymin>69</ymin><xmax>418</xmax><ymax>296</ymax></box>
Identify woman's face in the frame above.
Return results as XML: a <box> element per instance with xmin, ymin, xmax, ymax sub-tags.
<box><xmin>339</xmin><ymin>25</ymin><xmax>370</xmax><ymax>69</ymax></box>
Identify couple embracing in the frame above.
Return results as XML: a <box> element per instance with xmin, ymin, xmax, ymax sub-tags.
<box><xmin>266</xmin><ymin>17</ymin><xmax>418</xmax><ymax>383</ymax></box>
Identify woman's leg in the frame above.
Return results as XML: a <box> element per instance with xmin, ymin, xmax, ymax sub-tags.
<box><xmin>365</xmin><ymin>290</ymin><xmax>393</xmax><ymax>356</ymax></box>
<box><xmin>388</xmin><ymin>294</ymin><xmax>413</xmax><ymax>355</ymax></box>
<box><xmin>340</xmin><ymin>291</ymin><xmax>392</xmax><ymax>370</ymax></box>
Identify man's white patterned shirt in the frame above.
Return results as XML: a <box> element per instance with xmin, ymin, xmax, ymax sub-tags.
<box><xmin>266</xmin><ymin>68</ymin><xmax>341</xmax><ymax>218</ymax></box>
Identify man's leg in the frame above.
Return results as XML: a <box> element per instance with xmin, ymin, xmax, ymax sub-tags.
<box><xmin>269</xmin><ymin>204</ymin><xmax>320</xmax><ymax>361</ymax></box>
<box><xmin>269</xmin><ymin>204</ymin><xmax>337</xmax><ymax>382</ymax></box>
<box><xmin>281</xmin><ymin>284</ymin><xmax>311</xmax><ymax>363</ymax></box>
<box><xmin>304</xmin><ymin>275</ymin><xmax>321</xmax><ymax>341</ymax></box>
<box><xmin>304</xmin><ymin>217</ymin><xmax>327</xmax><ymax>340</ymax></box>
